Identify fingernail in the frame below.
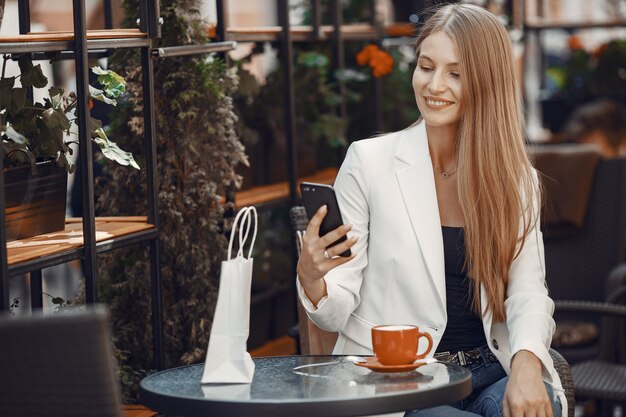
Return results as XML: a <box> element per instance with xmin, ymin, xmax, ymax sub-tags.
<box><xmin>351</xmin><ymin>236</ymin><xmax>358</xmax><ymax>242</ymax></box>
<box><xmin>344</xmin><ymin>224</ymin><xmax>352</xmax><ymax>231</ymax></box>
<box><xmin>320</xmin><ymin>205</ymin><xmax>328</xmax><ymax>212</ymax></box>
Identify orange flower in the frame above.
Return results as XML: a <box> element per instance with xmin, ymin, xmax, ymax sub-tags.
<box><xmin>568</xmin><ymin>36</ymin><xmax>583</xmax><ymax>50</ymax></box>
<box><xmin>356</xmin><ymin>44</ymin><xmax>378</xmax><ymax>66</ymax></box>
<box><xmin>356</xmin><ymin>44</ymin><xmax>394</xmax><ymax>78</ymax></box>
<box><xmin>207</xmin><ymin>24</ymin><xmax>217</xmax><ymax>39</ymax></box>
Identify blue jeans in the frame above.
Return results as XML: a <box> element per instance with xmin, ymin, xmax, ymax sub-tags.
<box><xmin>404</xmin><ymin>347</ymin><xmax>562</xmax><ymax>417</ymax></box>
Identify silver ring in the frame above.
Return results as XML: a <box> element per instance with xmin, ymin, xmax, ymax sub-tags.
<box><xmin>323</xmin><ymin>250</ymin><xmax>331</xmax><ymax>260</ymax></box>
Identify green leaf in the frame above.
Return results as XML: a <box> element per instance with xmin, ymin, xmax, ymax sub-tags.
<box><xmin>92</xmin><ymin>127</ymin><xmax>140</xmax><ymax>170</ymax></box>
<box><xmin>5</xmin><ymin>125</ymin><xmax>26</xmax><ymax>144</ymax></box>
<box><xmin>297</xmin><ymin>52</ymin><xmax>329</xmax><ymax>68</ymax></box>
<box><xmin>36</xmin><ymin>123</ymin><xmax>67</xmax><ymax>157</ymax></box>
<box><xmin>48</xmin><ymin>87</ymin><xmax>64</xmax><ymax>109</ymax></box>
<box><xmin>0</xmin><ymin>76</ymin><xmax>16</xmax><ymax>90</ymax></box>
<box><xmin>92</xmin><ymin>66</ymin><xmax>126</xmax><ymax>98</ymax></box>
<box><xmin>18</xmin><ymin>56</ymin><xmax>48</xmax><ymax>88</ymax></box>
<box><xmin>42</xmin><ymin>108</ymin><xmax>71</xmax><ymax>130</ymax></box>
<box><xmin>1</xmin><ymin>88</ymin><xmax>27</xmax><ymax>115</ymax></box>
<box><xmin>56</xmin><ymin>151</ymin><xmax>76</xmax><ymax>173</ymax></box>
<box><xmin>89</xmin><ymin>85</ymin><xmax>116</xmax><ymax>106</ymax></box>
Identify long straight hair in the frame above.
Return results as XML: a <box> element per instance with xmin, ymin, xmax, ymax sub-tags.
<box><xmin>415</xmin><ymin>4</ymin><xmax>539</xmax><ymax>322</ymax></box>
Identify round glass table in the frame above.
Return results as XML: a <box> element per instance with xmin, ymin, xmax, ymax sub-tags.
<box><xmin>140</xmin><ymin>355</ymin><xmax>472</xmax><ymax>417</ymax></box>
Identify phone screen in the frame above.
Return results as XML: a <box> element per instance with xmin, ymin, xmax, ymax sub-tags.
<box><xmin>300</xmin><ymin>182</ymin><xmax>351</xmax><ymax>257</ymax></box>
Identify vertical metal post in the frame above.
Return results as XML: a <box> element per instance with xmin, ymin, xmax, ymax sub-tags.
<box><xmin>311</xmin><ymin>0</ymin><xmax>322</xmax><ymax>40</ymax></box>
<box><xmin>371</xmin><ymin>0</ymin><xmax>383</xmax><ymax>133</ymax></box>
<box><xmin>73</xmin><ymin>0</ymin><xmax>98</xmax><ymax>304</ymax></box>
<box><xmin>216</xmin><ymin>0</ymin><xmax>227</xmax><ymax>41</ymax></box>
<box><xmin>330</xmin><ymin>1</ymin><xmax>347</xmax><ymax>123</ymax></box>
<box><xmin>0</xmin><ymin>153</ymin><xmax>8</xmax><ymax>311</ymax></box>
<box><xmin>29</xmin><ymin>270</ymin><xmax>43</xmax><ymax>310</ymax></box>
<box><xmin>141</xmin><ymin>45</ymin><xmax>163</xmax><ymax>370</ymax></box>
<box><xmin>147</xmin><ymin>0</ymin><xmax>161</xmax><ymax>38</ymax></box>
<box><xmin>104</xmin><ymin>0</ymin><xmax>113</xmax><ymax>29</ymax></box>
<box><xmin>216</xmin><ymin>0</ymin><xmax>230</xmax><ymax>65</ymax></box>
<box><xmin>139</xmin><ymin>0</ymin><xmax>148</xmax><ymax>33</ymax></box>
<box><xmin>17</xmin><ymin>0</ymin><xmax>30</xmax><ymax>34</ymax></box>
<box><xmin>277</xmin><ymin>0</ymin><xmax>298</xmax><ymax>207</ymax></box>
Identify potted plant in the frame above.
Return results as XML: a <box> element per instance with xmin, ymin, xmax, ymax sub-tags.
<box><xmin>1</xmin><ymin>54</ymin><xmax>139</xmax><ymax>240</ymax></box>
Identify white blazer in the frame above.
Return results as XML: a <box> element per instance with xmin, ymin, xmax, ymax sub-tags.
<box><xmin>298</xmin><ymin>121</ymin><xmax>566</xmax><ymax>416</ymax></box>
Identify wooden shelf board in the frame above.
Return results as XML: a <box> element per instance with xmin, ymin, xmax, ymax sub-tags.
<box><xmin>6</xmin><ymin>217</ymin><xmax>154</xmax><ymax>266</ymax></box>
<box><xmin>0</xmin><ymin>29</ymin><xmax>147</xmax><ymax>43</ymax></box>
<box><xmin>524</xmin><ymin>17</ymin><xmax>626</xmax><ymax>30</ymax></box>
<box><xmin>235</xmin><ymin>167</ymin><xmax>338</xmax><ymax>208</ymax></box>
<box><xmin>226</xmin><ymin>23</ymin><xmax>414</xmax><ymax>42</ymax></box>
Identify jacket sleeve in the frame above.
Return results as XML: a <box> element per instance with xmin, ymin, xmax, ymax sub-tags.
<box><xmin>505</xmin><ymin>169</ymin><xmax>556</xmax><ymax>376</ymax></box>
<box><xmin>297</xmin><ymin>141</ymin><xmax>371</xmax><ymax>332</ymax></box>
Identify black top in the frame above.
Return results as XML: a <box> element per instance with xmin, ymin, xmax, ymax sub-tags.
<box><xmin>437</xmin><ymin>226</ymin><xmax>488</xmax><ymax>353</ymax></box>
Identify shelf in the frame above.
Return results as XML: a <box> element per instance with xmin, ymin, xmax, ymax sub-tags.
<box><xmin>235</xmin><ymin>167</ymin><xmax>338</xmax><ymax>208</ymax></box>
<box><xmin>0</xmin><ymin>29</ymin><xmax>150</xmax><ymax>53</ymax></box>
<box><xmin>524</xmin><ymin>17</ymin><xmax>626</xmax><ymax>30</ymax></box>
<box><xmin>6</xmin><ymin>217</ymin><xmax>156</xmax><ymax>276</ymax></box>
<box><xmin>226</xmin><ymin>23</ymin><xmax>414</xmax><ymax>43</ymax></box>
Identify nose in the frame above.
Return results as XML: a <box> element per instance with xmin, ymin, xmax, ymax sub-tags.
<box><xmin>428</xmin><ymin>70</ymin><xmax>447</xmax><ymax>94</ymax></box>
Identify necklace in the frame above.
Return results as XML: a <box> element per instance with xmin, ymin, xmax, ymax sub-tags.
<box><xmin>432</xmin><ymin>164</ymin><xmax>457</xmax><ymax>179</ymax></box>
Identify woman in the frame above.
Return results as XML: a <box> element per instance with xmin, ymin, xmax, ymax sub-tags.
<box><xmin>296</xmin><ymin>4</ymin><xmax>565</xmax><ymax>417</ymax></box>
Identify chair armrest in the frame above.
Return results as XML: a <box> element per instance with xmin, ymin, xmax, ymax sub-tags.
<box><xmin>549</xmin><ymin>348</ymin><xmax>575</xmax><ymax>417</ymax></box>
<box><xmin>554</xmin><ymin>300</ymin><xmax>626</xmax><ymax>318</ymax></box>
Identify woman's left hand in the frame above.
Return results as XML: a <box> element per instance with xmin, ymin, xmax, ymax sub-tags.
<box><xmin>503</xmin><ymin>350</ymin><xmax>552</xmax><ymax>417</ymax></box>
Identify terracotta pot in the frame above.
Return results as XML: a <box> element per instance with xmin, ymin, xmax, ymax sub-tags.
<box><xmin>4</xmin><ymin>159</ymin><xmax>67</xmax><ymax>241</ymax></box>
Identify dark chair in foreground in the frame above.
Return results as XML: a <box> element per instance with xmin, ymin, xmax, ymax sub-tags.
<box><xmin>290</xmin><ymin>206</ymin><xmax>575</xmax><ymax>416</ymax></box>
<box><xmin>555</xmin><ymin>272</ymin><xmax>626</xmax><ymax>417</ymax></box>
<box><xmin>0</xmin><ymin>307</ymin><xmax>122</xmax><ymax>417</ymax></box>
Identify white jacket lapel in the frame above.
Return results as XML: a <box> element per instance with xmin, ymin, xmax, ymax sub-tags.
<box><xmin>394</xmin><ymin>122</ymin><xmax>446</xmax><ymax>313</ymax></box>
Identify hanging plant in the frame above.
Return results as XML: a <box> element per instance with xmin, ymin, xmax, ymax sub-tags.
<box><xmin>94</xmin><ymin>0</ymin><xmax>246</xmax><ymax>401</ymax></box>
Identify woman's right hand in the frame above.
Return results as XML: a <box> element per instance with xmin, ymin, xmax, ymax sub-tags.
<box><xmin>296</xmin><ymin>205</ymin><xmax>357</xmax><ymax>305</ymax></box>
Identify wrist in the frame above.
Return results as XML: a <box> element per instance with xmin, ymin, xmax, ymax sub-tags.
<box><xmin>511</xmin><ymin>350</ymin><xmax>542</xmax><ymax>374</ymax></box>
<box><xmin>298</xmin><ymin>276</ymin><xmax>327</xmax><ymax>307</ymax></box>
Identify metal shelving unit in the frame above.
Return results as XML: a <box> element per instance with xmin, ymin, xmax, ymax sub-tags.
<box><xmin>0</xmin><ymin>0</ymin><xmax>164</xmax><ymax>368</ymax></box>
<box><xmin>219</xmin><ymin>0</ymin><xmax>414</xmax><ymax>209</ymax></box>
<box><xmin>517</xmin><ymin>0</ymin><xmax>626</xmax><ymax>138</ymax></box>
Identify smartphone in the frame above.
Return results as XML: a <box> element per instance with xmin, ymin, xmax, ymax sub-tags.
<box><xmin>300</xmin><ymin>182</ymin><xmax>351</xmax><ymax>257</ymax></box>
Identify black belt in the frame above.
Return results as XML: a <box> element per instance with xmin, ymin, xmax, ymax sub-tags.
<box><xmin>434</xmin><ymin>346</ymin><xmax>498</xmax><ymax>367</ymax></box>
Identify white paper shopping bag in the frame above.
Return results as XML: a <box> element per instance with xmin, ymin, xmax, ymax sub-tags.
<box><xmin>202</xmin><ymin>206</ymin><xmax>257</xmax><ymax>384</ymax></box>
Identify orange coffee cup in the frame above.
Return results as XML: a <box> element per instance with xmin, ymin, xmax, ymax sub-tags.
<box><xmin>371</xmin><ymin>324</ymin><xmax>434</xmax><ymax>366</ymax></box>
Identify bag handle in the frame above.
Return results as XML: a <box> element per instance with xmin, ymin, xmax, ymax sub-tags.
<box><xmin>227</xmin><ymin>206</ymin><xmax>258</xmax><ymax>260</ymax></box>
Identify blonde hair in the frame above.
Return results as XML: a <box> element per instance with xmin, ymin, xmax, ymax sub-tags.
<box><xmin>415</xmin><ymin>4</ymin><xmax>539</xmax><ymax>322</ymax></box>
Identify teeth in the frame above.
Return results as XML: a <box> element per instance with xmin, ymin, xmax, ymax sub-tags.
<box><xmin>426</xmin><ymin>99</ymin><xmax>452</xmax><ymax>106</ymax></box>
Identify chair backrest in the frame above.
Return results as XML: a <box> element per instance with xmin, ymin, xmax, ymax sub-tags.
<box><xmin>0</xmin><ymin>307</ymin><xmax>123</xmax><ymax>417</ymax></box>
<box><xmin>290</xmin><ymin>206</ymin><xmax>339</xmax><ymax>355</ymax></box>
<box><xmin>537</xmin><ymin>152</ymin><xmax>626</xmax><ymax>303</ymax></box>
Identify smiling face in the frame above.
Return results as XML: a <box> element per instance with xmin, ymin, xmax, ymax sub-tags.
<box><xmin>413</xmin><ymin>31</ymin><xmax>463</xmax><ymax>130</ymax></box>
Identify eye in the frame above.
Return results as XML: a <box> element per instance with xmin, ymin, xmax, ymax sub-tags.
<box><xmin>419</xmin><ymin>66</ymin><xmax>433</xmax><ymax>72</ymax></box>
<box><xmin>449</xmin><ymin>72</ymin><xmax>460</xmax><ymax>78</ymax></box>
